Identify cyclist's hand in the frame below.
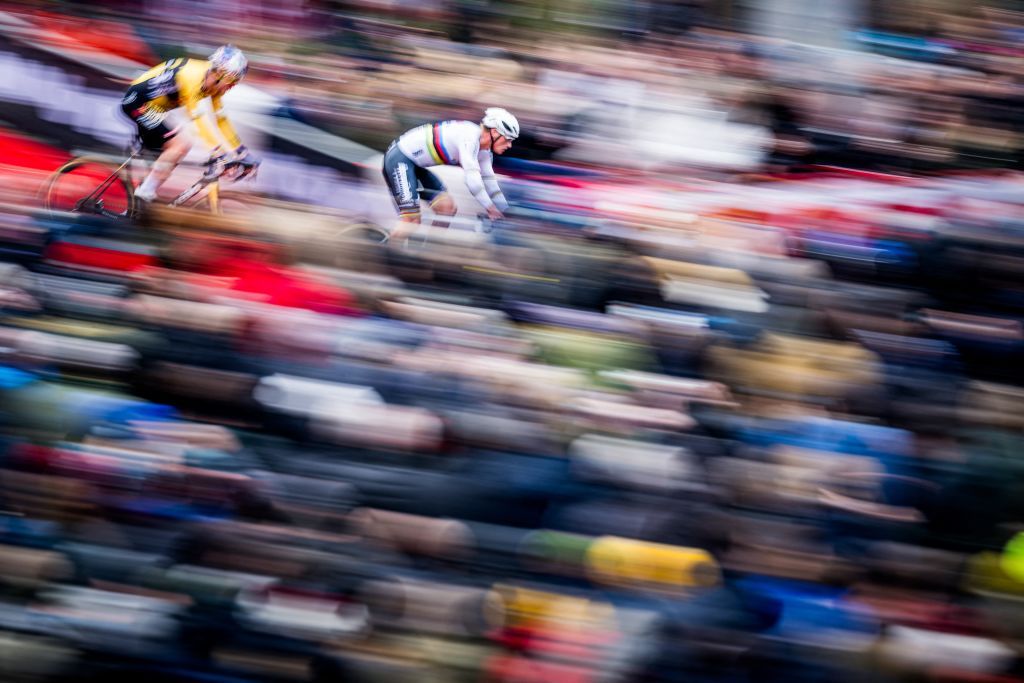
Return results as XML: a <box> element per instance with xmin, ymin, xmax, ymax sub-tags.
<box><xmin>486</xmin><ymin>205</ymin><xmax>504</xmax><ymax>221</ymax></box>
<box><xmin>234</xmin><ymin>146</ymin><xmax>261</xmax><ymax>178</ymax></box>
<box><xmin>204</xmin><ymin>151</ymin><xmax>228</xmax><ymax>180</ymax></box>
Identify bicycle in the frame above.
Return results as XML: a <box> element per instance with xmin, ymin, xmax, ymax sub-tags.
<box><xmin>335</xmin><ymin>171</ymin><xmax>513</xmax><ymax>247</ymax></box>
<box><xmin>42</xmin><ymin>138</ymin><xmax>252</xmax><ymax>220</ymax></box>
<box><xmin>333</xmin><ymin>211</ymin><xmax>498</xmax><ymax>248</ymax></box>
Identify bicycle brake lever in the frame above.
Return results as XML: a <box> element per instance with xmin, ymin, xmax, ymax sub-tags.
<box><xmin>204</xmin><ymin>154</ymin><xmax>230</xmax><ymax>179</ymax></box>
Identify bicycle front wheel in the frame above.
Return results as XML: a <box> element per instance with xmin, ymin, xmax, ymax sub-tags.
<box><xmin>44</xmin><ymin>157</ymin><xmax>134</xmax><ymax>219</ymax></box>
<box><xmin>335</xmin><ymin>224</ymin><xmax>390</xmax><ymax>245</ymax></box>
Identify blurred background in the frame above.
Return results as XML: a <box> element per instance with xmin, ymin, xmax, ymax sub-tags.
<box><xmin>4</xmin><ymin>0</ymin><xmax>1024</xmax><ymax>681</ymax></box>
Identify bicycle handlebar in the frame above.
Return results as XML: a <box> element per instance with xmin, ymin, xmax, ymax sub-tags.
<box><xmin>169</xmin><ymin>158</ymin><xmax>252</xmax><ymax>208</ymax></box>
<box><xmin>202</xmin><ymin>158</ymin><xmax>252</xmax><ymax>183</ymax></box>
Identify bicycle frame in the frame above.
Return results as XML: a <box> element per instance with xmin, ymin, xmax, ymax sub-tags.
<box><xmin>168</xmin><ymin>161</ymin><xmax>242</xmax><ymax>213</ymax></box>
<box><xmin>47</xmin><ymin>138</ymin><xmax>247</xmax><ymax>221</ymax></box>
<box><xmin>109</xmin><ymin>154</ymin><xmax>231</xmax><ymax>214</ymax></box>
<box><xmin>169</xmin><ymin>172</ymin><xmax>217</xmax><ymax>208</ymax></box>
<box><xmin>65</xmin><ymin>150</ymin><xmax>140</xmax><ymax>217</ymax></box>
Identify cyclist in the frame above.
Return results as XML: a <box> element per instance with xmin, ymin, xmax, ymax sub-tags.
<box><xmin>382</xmin><ymin>107</ymin><xmax>518</xmax><ymax>245</ymax></box>
<box><xmin>121</xmin><ymin>44</ymin><xmax>259</xmax><ymax>205</ymax></box>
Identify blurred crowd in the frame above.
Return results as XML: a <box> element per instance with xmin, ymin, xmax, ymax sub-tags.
<box><xmin>11</xmin><ymin>0</ymin><xmax>1024</xmax><ymax>173</ymax></box>
<box><xmin>227</xmin><ymin>0</ymin><xmax>1024</xmax><ymax>173</ymax></box>
<box><xmin>4</xmin><ymin>1</ymin><xmax>1024</xmax><ymax>682</ymax></box>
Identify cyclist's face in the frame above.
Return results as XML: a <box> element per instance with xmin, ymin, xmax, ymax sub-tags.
<box><xmin>205</xmin><ymin>71</ymin><xmax>239</xmax><ymax>96</ymax></box>
<box><xmin>490</xmin><ymin>129</ymin><xmax>513</xmax><ymax>155</ymax></box>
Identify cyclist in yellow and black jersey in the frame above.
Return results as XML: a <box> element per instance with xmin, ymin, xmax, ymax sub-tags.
<box><xmin>120</xmin><ymin>45</ymin><xmax>258</xmax><ymax>203</ymax></box>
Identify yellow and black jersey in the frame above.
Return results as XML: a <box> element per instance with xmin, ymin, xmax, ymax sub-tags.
<box><xmin>122</xmin><ymin>57</ymin><xmax>241</xmax><ymax>151</ymax></box>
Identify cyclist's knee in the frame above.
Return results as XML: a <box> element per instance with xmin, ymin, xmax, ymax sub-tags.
<box><xmin>163</xmin><ymin>135</ymin><xmax>191</xmax><ymax>161</ymax></box>
<box><xmin>430</xmin><ymin>193</ymin><xmax>456</xmax><ymax>216</ymax></box>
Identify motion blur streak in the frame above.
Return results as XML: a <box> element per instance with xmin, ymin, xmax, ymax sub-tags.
<box><xmin>2</xmin><ymin>1</ymin><xmax>1024</xmax><ymax>682</ymax></box>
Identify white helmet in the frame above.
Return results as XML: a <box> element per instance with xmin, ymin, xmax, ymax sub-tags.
<box><xmin>482</xmin><ymin>107</ymin><xmax>519</xmax><ymax>140</ymax></box>
<box><xmin>209</xmin><ymin>44</ymin><xmax>248</xmax><ymax>81</ymax></box>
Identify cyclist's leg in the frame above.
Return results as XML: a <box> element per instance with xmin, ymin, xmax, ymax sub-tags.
<box><xmin>417</xmin><ymin>168</ymin><xmax>454</xmax><ymax>229</ymax></box>
<box><xmin>122</xmin><ymin>90</ymin><xmax>188</xmax><ymax>202</ymax></box>
<box><xmin>382</xmin><ymin>143</ymin><xmax>422</xmax><ymax>245</ymax></box>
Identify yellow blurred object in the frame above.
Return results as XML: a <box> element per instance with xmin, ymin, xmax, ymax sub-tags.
<box><xmin>1001</xmin><ymin>533</ymin><xmax>1024</xmax><ymax>584</ymax></box>
<box><xmin>709</xmin><ymin>332</ymin><xmax>882</xmax><ymax>398</ymax></box>
<box><xmin>585</xmin><ymin>537</ymin><xmax>720</xmax><ymax>590</ymax></box>
<box><xmin>964</xmin><ymin>551</ymin><xmax>1024</xmax><ymax>596</ymax></box>
<box><xmin>3</xmin><ymin>317</ymin><xmax>134</xmax><ymax>339</ymax></box>
<box><xmin>492</xmin><ymin>584</ymin><xmax>615</xmax><ymax>629</ymax></box>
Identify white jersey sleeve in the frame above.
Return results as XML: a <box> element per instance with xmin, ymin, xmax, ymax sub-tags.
<box><xmin>479</xmin><ymin>150</ymin><xmax>508</xmax><ymax>212</ymax></box>
<box><xmin>456</xmin><ymin>130</ymin><xmax>494</xmax><ymax>211</ymax></box>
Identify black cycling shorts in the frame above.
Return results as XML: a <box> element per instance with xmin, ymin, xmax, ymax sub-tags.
<box><xmin>121</xmin><ymin>84</ymin><xmax>178</xmax><ymax>152</ymax></box>
<box><xmin>382</xmin><ymin>142</ymin><xmax>446</xmax><ymax>216</ymax></box>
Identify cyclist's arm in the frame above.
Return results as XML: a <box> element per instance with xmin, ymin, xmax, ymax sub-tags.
<box><xmin>479</xmin><ymin>152</ymin><xmax>508</xmax><ymax>212</ymax></box>
<box><xmin>180</xmin><ymin>81</ymin><xmax>223</xmax><ymax>151</ymax></box>
<box><xmin>176</xmin><ymin>64</ymin><xmax>232</xmax><ymax>152</ymax></box>
<box><xmin>457</xmin><ymin>139</ymin><xmax>496</xmax><ymax>211</ymax></box>
<box><xmin>210</xmin><ymin>94</ymin><xmax>243</xmax><ymax>151</ymax></box>
<box><xmin>188</xmin><ymin>109</ymin><xmax>223</xmax><ymax>151</ymax></box>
